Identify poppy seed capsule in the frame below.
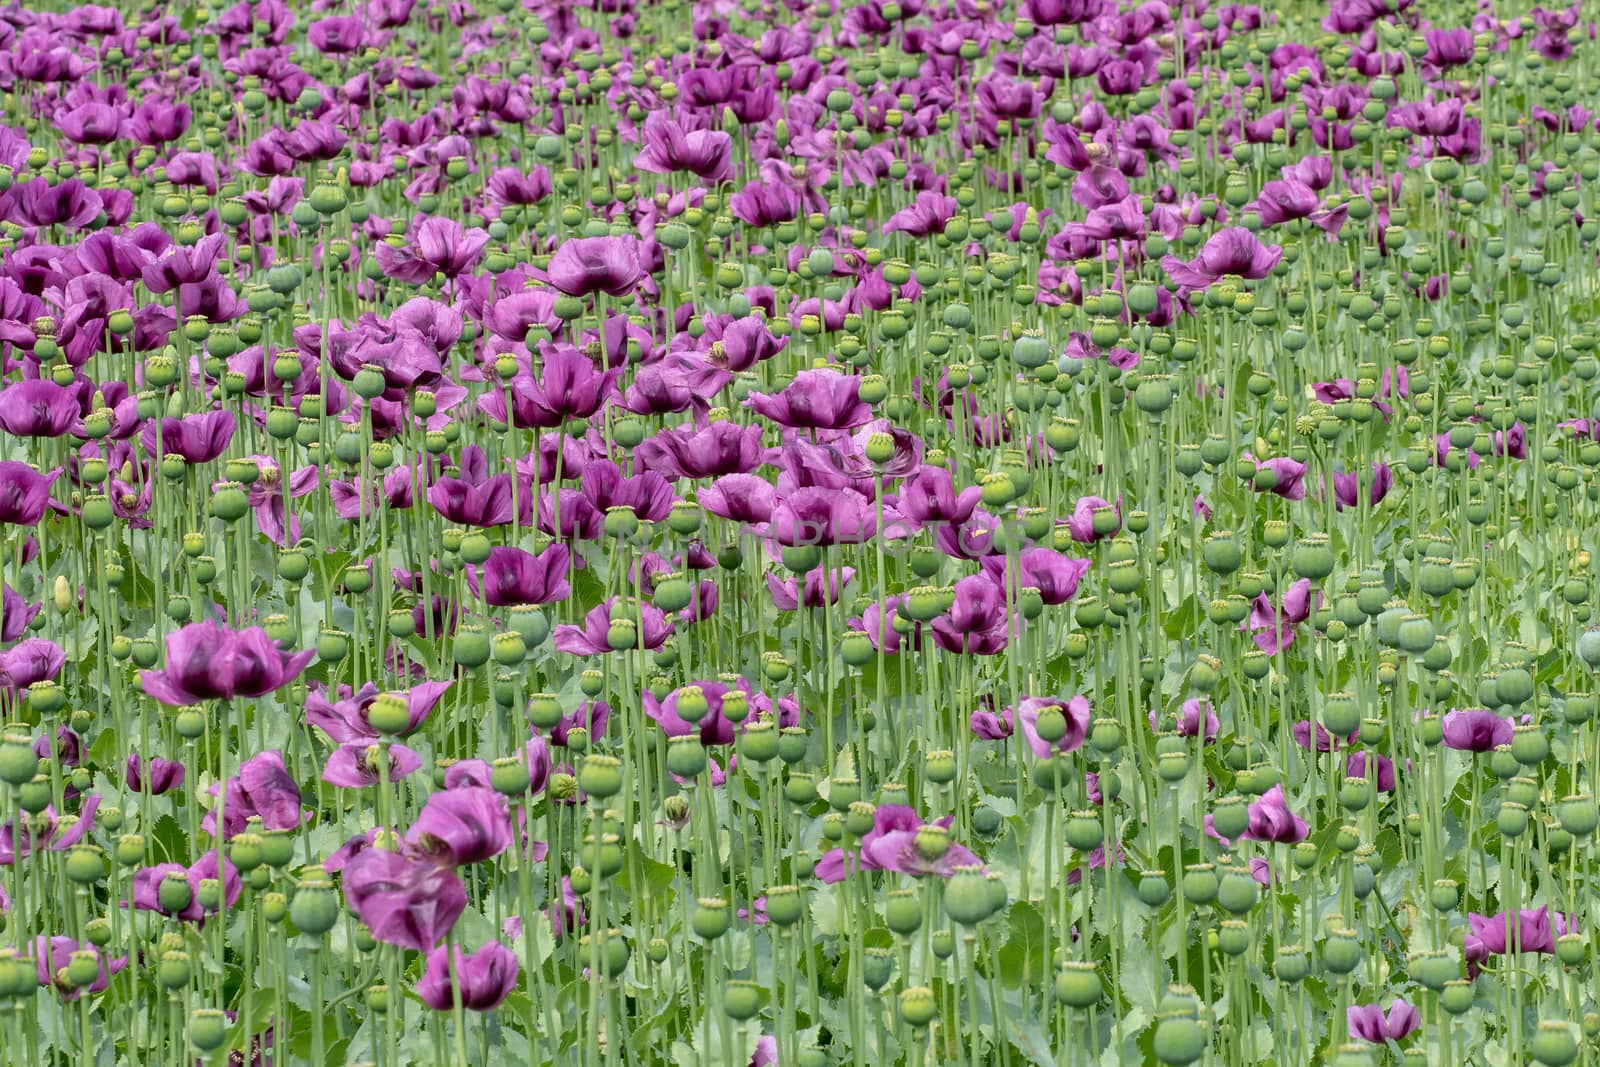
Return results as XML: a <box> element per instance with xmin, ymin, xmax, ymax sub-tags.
<box><xmin>899</xmin><ymin>986</ymin><xmax>938</xmax><ymax>1027</ymax></box>
<box><xmin>1531</xmin><ymin>1022</ymin><xmax>1579</xmax><ymax>1066</ymax></box>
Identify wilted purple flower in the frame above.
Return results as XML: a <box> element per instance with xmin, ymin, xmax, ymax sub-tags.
<box><xmin>1161</xmin><ymin>227</ymin><xmax>1283</xmax><ymax>289</ymax></box>
<box><xmin>342</xmin><ymin>847</ymin><xmax>468</xmax><ymax>951</ymax></box>
<box><xmin>406</xmin><ymin>787</ymin><xmax>513</xmax><ymax>866</ymax></box>
<box><xmin>417</xmin><ymin>942</ymin><xmax>519</xmax><ymax>1011</ymax></box>
<box><xmin>1441</xmin><ymin>708</ymin><xmax>1515</xmax><ymax>753</ymax></box>
<box><xmin>139</xmin><ymin>621</ymin><xmax>315</xmax><ymax>706</ymax></box>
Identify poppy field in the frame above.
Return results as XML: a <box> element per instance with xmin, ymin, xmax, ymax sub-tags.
<box><xmin>0</xmin><ymin>0</ymin><xmax>1597</xmax><ymax>1064</ymax></box>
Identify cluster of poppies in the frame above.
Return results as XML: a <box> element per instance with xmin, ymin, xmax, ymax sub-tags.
<box><xmin>0</xmin><ymin>0</ymin><xmax>1598</xmax><ymax>1065</ymax></box>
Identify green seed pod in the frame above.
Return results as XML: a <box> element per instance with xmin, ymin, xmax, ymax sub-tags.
<box><xmin>1152</xmin><ymin>1013</ymin><xmax>1207</xmax><ymax>1065</ymax></box>
<box><xmin>1053</xmin><ymin>961</ymin><xmax>1102</xmax><ymax>1008</ymax></box>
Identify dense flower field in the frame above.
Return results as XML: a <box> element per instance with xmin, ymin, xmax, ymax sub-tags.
<box><xmin>0</xmin><ymin>0</ymin><xmax>1596</xmax><ymax>1064</ymax></box>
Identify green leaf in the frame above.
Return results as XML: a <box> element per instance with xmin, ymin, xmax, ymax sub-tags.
<box><xmin>997</xmin><ymin>901</ymin><xmax>1047</xmax><ymax>991</ymax></box>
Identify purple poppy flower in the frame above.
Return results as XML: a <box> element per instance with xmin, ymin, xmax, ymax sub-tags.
<box><xmin>932</xmin><ymin>574</ymin><xmax>1012</xmax><ymax>655</ymax></box>
<box><xmin>0</xmin><ymin>795</ymin><xmax>99</xmax><ymax>864</ymax></box>
<box><xmin>1466</xmin><ymin>907</ymin><xmax>1571</xmax><ymax>967</ymax></box>
<box><xmin>636</xmin><ymin>423</ymin><xmax>766</xmax><ymax>480</ymax></box>
<box><xmin>1242</xmin><ymin>578</ymin><xmax>1316</xmax><ymax>654</ymax></box>
<box><xmin>553</xmin><ymin>597</ymin><xmax>675</xmax><ymax>656</ymax></box>
<box><xmin>645</xmin><ymin>677</ymin><xmax>776</xmax><ymax>747</ymax></box>
<box><xmin>634</xmin><ymin>114</ymin><xmax>733</xmax><ymax>183</ymax></box>
<box><xmin>1149</xmin><ymin>698</ymin><xmax>1219</xmax><ymax>742</ymax></box>
<box><xmin>851</xmin><ymin>595</ymin><xmax>922</xmax><ymax>655</ymax></box>
<box><xmin>1250</xmin><ymin>456</ymin><xmax>1308</xmax><ymax>500</ymax></box>
<box><xmin>417</xmin><ymin>941</ymin><xmax>519</xmax><ymax>1011</ymax></box>
<box><xmin>140</xmin><ymin>233</ymin><xmax>226</xmax><ymax>292</ymax></box>
<box><xmin>479</xmin><ymin>345</ymin><xmax>621</xmax><ymax>429</ymax></box>
<box><xmin>899</xmin><ymin>465</ymin><xmax>983</xmax><ymax>527</ymax></box>
<box><xmin>749</xmin><ymin>369</ymin><xmax>872</xmax><ymax>430</ymax></box>
<box><xmin>0</xmin><ymin>583</ymin><xmax>41</xmax><ymax>642</ymax></box>
<box><xmin>884</xmin><ymin>190</ymin><xmax>959</xmax><ymax>237</ymax></box>
<box><xmin>1064</xmin><ymin>495</ymin><xmax>1120</xmax><ymax>543</ymax></box>
<box><xmin>729</xmin><ymin>180</ymin><xmax>803</xmax><ymax>227</ymax></box>
<box><xmin>545</xmin><ymin>236</ymin><xmax>644</xmax><ymax>298</ymax></box>
<box><xmin>770</xmin><ymin>487</ymin><xmax>875</xmax><ymax>547</ymax></box>
<box><xmin>698</xmin><ymin>474</ymin><xmax>778</xmax><ymax>526</ymax></box>
<box><xmin>428</xmin><ymin>473</ymin><xmax>518</xmax><ymax>528</ymax></box>
<box><xmin>1017</xmin><ymin>695</ymin><xmax>1092</xmax><ymax>757</ymax></box>
<box><xmin>767</xmin><ymin>567</ymin><xmax>855</xmax><ymax>611</ymax></box>
<box><xmin>375</xmin><ymin>216</ymin><xmax>489</xmax><ymax>284</ymax></box>
<box><xmin>32</xmin><ymin>937</ymin><xmax>127</xmax><ymax>1001</ymax></box>
<box><xmin>139</xmin><ymin>621</ymin><xmax>315</xmax><ymax>706</ymax></box>
<box><xmin>204</xmin><ymin>751</ymin><xmax>305</xmax><ymax>839</ymax></box>
<box><xmin>130</xmin><ymin>851</ymin><xmax>241</xmax><ymax>924</ymax></box>
<box><xmin>0</xmin><ymin>379</ymin><xmax>78</xmax><ymax>437</ymax></box>
<box><xmin>306</xmin><ymin>681</ymin><xmax>452</xmax><ymax>742</ymax></box>
<box><xmin>139</xmin><ymin>410</ymin><xmax>237</xmax><ymax>464</ymax></box>
<box><xmin>1348</xmin><ymin>1000</ymin><xmax>1420</xmax><ymax>1044</ymax></box>
<box><xmin>323</xmin><ymin>742</ymin><xmax>424</xmax><ymax>788</ymax></box>
<box><xmin>1345</xmin><ymin>751</ymin><xmax>1397</xmax><ymax>793</ymax></box>
<box><xmin>0</xmin><ymin>463</ymin><xmax>60</xmax><ymax>526</ymax></box>
<box><xmin>1244</xmin><ymin>785</ymin><xmax>1309</xmax><ymax>843</ymax></box>
<box><xmin>125</xmin><ymin>753</ymin><xmax>184</xmax><ymax>794</ymax></box>
<box><xmin>342</xmin><ymin>847</ymin><xmax>468</xmax><ymax>951</ymax></box>
<box><xmin>815</xmin><ymin>805</ymin><xmax>982</xmax><ymax>882</ymax></box>
<box><xmin>1161</xmin><ymin>227</ymin><xmax>1283</xmax><ymax>290</ymax></box>
<box><xmin>0</xmin><ymin>638</ymin><xmax>66</xmax><ymax>698</ymax></box>
<box><xmin>979</xmin><ymin>547</ymin><xmax>1092</xmax><ymax>605</ymax></box>
<box><xmin>1441</xmin><ymin>708</ymin><xmax>1515</xmax><ymax>753</ymax></box>
<box><xmin>472</xmin><ymin>544</ymin><xmax>572</xmax><ymax>607</ymax></box>
<box><xmin>406</xmin><ymin>787</ymin><xmax>513</xmax><ymax>867</ymax></box>
<box><xmin>1332</xmin><ymin>462</ymin><xmax>1394</xmax><ymax>510</ymax></box>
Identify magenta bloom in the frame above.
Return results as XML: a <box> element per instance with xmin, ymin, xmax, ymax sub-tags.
<box><xmin>553</xmin><ymin>597</ymin><xmax>675</xmax><ymax>656</ymax></box>
<box><xmin>32</xmin><ymin>937</ymin><xmax>127</xmax><ymax>1001</ymax></box>
<box><xmin>0</xmin><ymin>795</ymin><xmax>99</xmax><ymax>864</ymax></box>
<box><xmin>1149</xmin><ymin>698</ymin><xmax>1219</xmax><ymax>742</ymax></box>
<box><xmin>645</xmin><ymin>677</ymin><xmax>776</xmax><ymax>747</ymax></box>
<box><xmin>417</xmin><ymin>942</ymin><xmax>519</xmax><ymax>1011</ymax></box>
<box><xmin>1332</xmin><ymin>462</ymin><xmax>1394</xmax><ymax>510</ymax></box>
<box><xmin>324</xmin><ymin>742</ymin><xmax>424</xmax><ymax>788</ymax></box>
<box><xmin>768</xmin><ymin>567</ymin><xmax>854</xmax><ymax>611</ymax></box>
<box><xmin>1345</xmin><ymin>751</ymin><xmax>1397</xmax><ymax>793</ymax></box>
<box><xmin>125</xmin><ymin>753</ymin><xmax>185</xmax><ymax>794</ymax></box>
<box><xmin>139</xmin><ymin>410</ymin><xmax>237</xmax><ymax>463</ymax></box>
<box><xmin>545</xmin><ymin>236</ymin><xmax>644</xmax><ymax>298</ymax></box>
<box><xmin>1242</xmin><ymin>578</ymin><xmax>1316</xmax><ymax>655</ymax></box>
<box><xmin>139</xmin><ymin>621</ymin><xmax>315</xmax><ymax>706</ymax></box>
<box><xmin>815</xmin><ymin>805</ymin><xmax>982</xmax><ymax>882</ymax></box>
<box><xmin>1441</xmin><ymin>709</ymin><xmax>1515</xmax><ymax>753</ymax></box>
<box><xmin>342</xmin><ymin>847</ymin><xmax>468</xmax><ymax>951</ymax></box>
<box><xmin>480</xmin><ymin>345</ymin><xmax>621</xmax><ymax>429</ymax></box>
<box><xmin>0</xmin><ymin>583</ymin><xmax>41</xmax><ymax>641</ymax></box>
<box><xmin>1161</xmin><ymin>227</ymin><xmax>1283</xmax><ymax>289</ymax></box>
<box><xmin>375</xmin><ymin>216</ymin><xmax>490</xmax><ymax>283</ymax></box>
<box><xmin>770</xmin><ymin>487</ymin><xmax>875</xmax><ymax>546</ymax></box>
<box><xmin>698</xmin><ymin>474</ymin><xmax>778</xmax><ymax>526</ymax></box>
<box><xmin>634</xmin><ymin>114</ymin><xmax>733</xmax><ymax>183</ymax></box>
<box><xmin>0</xmin><ymin>463</ymin><xmax>60</xmax><ymax>526</ymax></box>
<box><xmin>884</xmin><ymin>190</ymin><xmax>959</xmax><ymax>237</ymax></box>
<box><xmin>305</xmin><ymin>681</ymin><xmax>453</xmax><ymax>742</ymax></box>
<box><xmin>1466</xmin><ymin>907</ymin><xmax>1571</xmax><ymax>967</ymax></box>
<box><xmin>749</xmin><ymin>369</ymin><xmax>872</xmax><ymax>430</ymax></box>
<box><xmin>473</xmin><ymin>544</ymin><xmax>572</xmax><ymax>607</ymax></box>
<box><xmin>131</xmin><ymin>851</ymin><xmax>241</xmax><ymax>924</ymax></box>
<box><xmin>1251</xmin><ymin>457</ymin><xmax>1308</xmax><ymax>500</ymax></box>
<box><xmin>1017</xmin><ymin>695</ymin><xmax>1092</xmax><ymax>757</ymax></box>
<box><xmin>636</xmin><ymin>423</ymin><xmax>766</xmax><ymax>480</ymax></box>
<box><xmin>1064</xmin><ymin>495</ymin><xmax>1119</xmax><ymax>543</ymax></box>
<box><xmin>1348</xmin><ymin>1001</ymin><xmax>1420</xmax><ymax>1043</ymax></box>
<box><xmin>406</xmin><ymin>787</ymin><xmax>513</xmax><ymax>867</ymax></box>
<box><xmin>932</xmin><ymin>574</ymin><xmax>1012</xmax><ymax>655</ymax></box>
<box><xmin>0</xmin><ymin>380</ymin><xmax>78</xmax><ymax>437</ymax></box>
<box><xmin>979</xmin><ymin>548</ymin><xmax>1091</xmax><ymax>605</ymax></box>
<box><xmin>899</xmin><ymin>466</ymin><xmax>982</xmax><ymax>527</ymax></box>
<box><xmin>204</xmin><ymin>751</ymin><xmax>305</xmax><ymax>839</ymax></box>
<box><xmin>1244</xmin><ymin>785</ymin><xmax>1309</xmax><ymax>843</ymax></box>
